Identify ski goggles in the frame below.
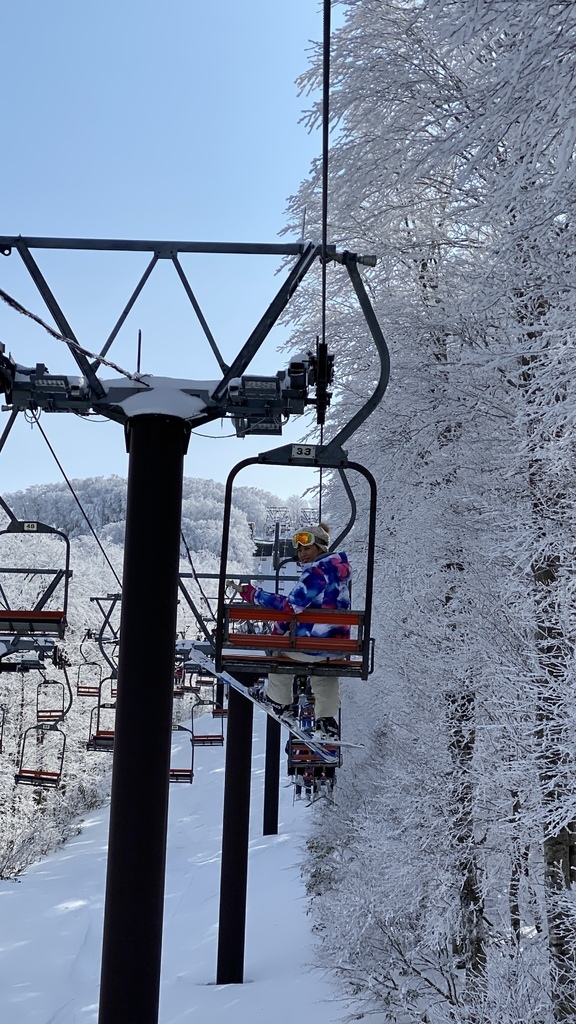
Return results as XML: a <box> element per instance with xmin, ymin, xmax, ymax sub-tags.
<box><xmin>292</xmin><ymin>530</ymin><xmax>317</xmax><ymax>548</ymax></box>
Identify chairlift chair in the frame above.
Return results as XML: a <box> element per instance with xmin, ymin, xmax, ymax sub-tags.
<box><xmin>196</xmin><ymin>671</ymin><xmax>217</xmax><ymax>687</ymax></box>
<box><xmin>214</xmin><ymin>446</ymin><xmax>377</xmax><ymax>682</ymax></box>
<box><xmin>193</xmin><ymin>697</ymin><xmax>225</xmax><ymax>746</ymax></box>
<box><xmin>89</xmin><ymin>594</ymin><xmax>121</xmax><ymax>685</ymax></box>
<box><xmin>169</xmin><ymin>767</ymin><xmax>194</xmax><ymax>783</ymax></box>
<box><xmin>86</xmin><ymin>700</ymin><xmax>116</xmax><ymax>751</ymax></box>
<box><xmin>36</xmin><ymin>679</ymin><xmax>66</xmax><ymax>722</ymax></box>
<box><xmin>15</xmin><ymin>721</ymin><xmax>66</xmax><ymax>787</ymax></box>
<box><xmin>211</xmin><ymin>679</ymin><xmax>228</xmax><ymax>718</ymax></box>
<box><xmin>0</xmin><ymin>502</ymin><xmax>72</xmax><ymax>644</ymax></box>
<box><xmin>169</xmin><ymin>723</ymin><xmax>194</xmax><ymax>783</ymax></box>
<box><xmin>173</xmin><ymin>667</ymin><xmax>186</xmax><ymax>699</ymax></box>
<box><xmin>214</xmin><ymin>249</ymin><xmax>389</xmax><ymax>686</ymax></box>
<box><xmin>179</xmin><ymin>666</ymin><xmax>206</xmax><ymax>695</ymax></box>
<box><xmin>76</xmin><ymin>661</ymin><xmax>103</xmax><ymax>697</ymax></box>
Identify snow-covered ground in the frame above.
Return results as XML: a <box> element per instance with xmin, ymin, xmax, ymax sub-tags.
<box><xmin>0</xmin><ymin>711</ymin><xmax>345</xmax><ymax>1024</ymax></box>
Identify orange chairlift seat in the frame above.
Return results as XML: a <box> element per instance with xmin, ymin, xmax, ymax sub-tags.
<box><xmin>220</xmin><ymin>605</ymin><xmax>368</xmax><ymax>677</ymax></box>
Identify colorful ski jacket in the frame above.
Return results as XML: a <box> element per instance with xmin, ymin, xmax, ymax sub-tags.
<box><xmin>251</xmin><ymin>551</ymin><xmax>352</xmax><ymax>652</ymax></box>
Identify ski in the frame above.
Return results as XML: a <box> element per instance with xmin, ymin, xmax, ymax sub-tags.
<box><xmin>180</xmin><ymin>645</ymin><xmax>340</xmax><ymax>765</ymax></box>
<box><xmin>310</xmin><ymin>738</ymin><xmax>364</xmax><ymax>749</ymax></box>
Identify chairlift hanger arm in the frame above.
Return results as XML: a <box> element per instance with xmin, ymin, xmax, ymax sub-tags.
<box><xmin>211</xmin><ymin>242</ymin><xmax>322</xmax><ymax>402</ymax></box>
<box><xmin>330</xmin><ymin>468</ymin><xmax>357</xmax><ymax>552</ymax></box>
<box><xmin>325</xmin><ymin>253</ymin><xmax>390</xmax><ymax>450</ymax></box>
<box><xmin>0</xmin><ymin>494</ymin><xmax>17</xmax><ymax>524</ymax></box>
<box><xmin>0</xmin><ymin>409</ymin><xmax>18</xmax><ymax>460</ymax></box>
<box><xmin>32</xmin><ymin>568</ymin><xmax>69</xmax><ymax>611</ymax></box>
<box><xmin>177</xmin><ymin>578</ymin><xmax>215</xmax><ymax>649</ymax></box>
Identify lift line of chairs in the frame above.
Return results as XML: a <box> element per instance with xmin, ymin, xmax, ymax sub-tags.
<box><xmin>0</xmin><ymin>428</ymin><xmax>378</xmax><ymax>791</ymax></box>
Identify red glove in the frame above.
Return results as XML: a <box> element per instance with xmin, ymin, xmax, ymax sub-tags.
<box><xmin>239</xmin><ymin>583</ymin><xmax>256</xmax><ymax>603</ymax></box>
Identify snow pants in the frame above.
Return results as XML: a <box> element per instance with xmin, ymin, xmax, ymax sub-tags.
<box><xmin>266</xmin><ymin>651</ymin><xmax>340</xmax><ymax>719</ymax></box>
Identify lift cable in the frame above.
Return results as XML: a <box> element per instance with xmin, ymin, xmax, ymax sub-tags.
<box><xmin>31</xmin><ymin>413</ymin><xmax>123</xmax><ymax>589</ymax></box>
<box><xmin>321</xmin><ymin>0</ymin><xmax>331</xmax><ymax>333</ymax></box>
<box><xmin>0</xmin><ymin>286</ymin><xmax>150</xmax><ymax>384</ymax></box>
<box><xmin>318</xmin><ymin>0</ymin><xmax>331</xmax><ymax>524</ymax></box>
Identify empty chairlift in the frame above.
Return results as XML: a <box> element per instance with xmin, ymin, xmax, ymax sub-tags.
<box><xmin>86</xmin><ymin>675</ymin><xmax>117</xmax><ymax>751</ymax></box>
<box><xmin>0</xmin><ymin>497</ymin><xmax>72</xmax><ymax>650</ymax></box>
<box><xmin>193</xmin><ymin>695</ymin><xmax>225</xmax><ymax>747</ymax></box>
<box><xmin>169</xmin><ymin>722</ymin><xmax>194</xmax><ymax>784</ymax></box>
<box><xmin>36</xmin><ymin>678</ymin><xmax>66</xmax><ymax>722</ymax></box>
<box><xmin>211</xmin><ymin>680</ymin><xmax>228</xmax><ymax>718</ymax></box>
<box><xmin>15</xmin><ymin>722</ymin><xmax>66</xmax><ymax>788</ymax></box>
<box><xmin>173</xmin><ymin>666</ymin><xmax>186</xmax><ymax>699</ymax></box>
<box><xmin>86</xmin><ymin>700</ymin><xmax>116</xmax><ymax>751</ymax></box>
<box><xmin>76</xmin><ymin>661</ymin><xmax>103</xmax><ymax>698</ymax></box>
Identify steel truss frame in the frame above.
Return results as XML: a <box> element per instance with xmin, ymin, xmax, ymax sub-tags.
<box><xmin>0</xmin><ymin>235</ymin><xmax>378</xmax><ymax>433</ymax></box>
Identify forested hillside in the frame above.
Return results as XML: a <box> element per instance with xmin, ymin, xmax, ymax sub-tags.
<box><xmin>5</xmin><ymin>475</ymin><xmax>288</xmax><ymax>562</ymax></box>
<box><xmin>283</xmin><ymin>3</ymin><xmax>576</xmax><ymax>1022</ymax></box>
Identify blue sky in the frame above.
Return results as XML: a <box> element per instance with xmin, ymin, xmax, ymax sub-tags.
<box><xmin>1</xmin><ymin>1</ymin><xmax>342</xmax><ymax>500</ymax></box>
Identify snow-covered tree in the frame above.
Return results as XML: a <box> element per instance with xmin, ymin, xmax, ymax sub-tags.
<box><xmin>285</xmin><ymin>1</ymin><xmax>576</xmax><ymax>1020</ymax></box>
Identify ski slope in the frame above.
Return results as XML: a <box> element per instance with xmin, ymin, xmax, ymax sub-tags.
<box><xmin>0</xmin><ymin>711</ymin><xmax>344</xmax><ymax>1024</ymax></box>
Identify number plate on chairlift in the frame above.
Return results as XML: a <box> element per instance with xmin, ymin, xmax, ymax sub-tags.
<box><xmin>291</xmin><ymin>444</ymin><xmax>316</xmax><ymax>461</ymax></box>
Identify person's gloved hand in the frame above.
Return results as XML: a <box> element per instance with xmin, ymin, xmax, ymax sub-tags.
<box><xmin>239</xmin><ymin>583</ymin><xmax>256</xmax><ymax>603</ymax></box>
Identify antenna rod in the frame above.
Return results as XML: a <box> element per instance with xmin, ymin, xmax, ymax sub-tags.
<box><xmin>136</xmin><ymin>329</ymin><xmax>142</xmax><ymax>375</ymax></box>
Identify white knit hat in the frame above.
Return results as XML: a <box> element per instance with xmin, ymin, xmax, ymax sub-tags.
<box><xmin>309</xmin><ymin>522</ymin><xmax>330</xmax><ymax>551</ymax></box>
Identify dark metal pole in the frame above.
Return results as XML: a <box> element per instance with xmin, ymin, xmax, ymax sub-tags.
<box><xmin>263</xmin><ymin>715</ymin><xmax>281</xmax><ymax>836</ymax></box>
<box><xmin>216</xmin><ymin>683</ymin><xmax>254</xmax><ymax>984</ymax></box>
<box><xmin>214</xmin><ymin>679</ymin><xmax>225</xmax><ymax>713</ymax></box>
<box><xmin>98</xmin><ymin>414</ymin><xmax>189</xmax><ymax>1024</ymax></box>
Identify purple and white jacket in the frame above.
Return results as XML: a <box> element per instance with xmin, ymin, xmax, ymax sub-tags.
<box><xmin>246</xmin><ymin>551</ymin><xmax>352</xmax><ymax>651</ymax></box>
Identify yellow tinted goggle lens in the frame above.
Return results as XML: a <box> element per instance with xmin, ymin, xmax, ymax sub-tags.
<box><xmin>293</xmin><ymin>531</ymin><xmax>315</xmax><ymax>548</ymax></box>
